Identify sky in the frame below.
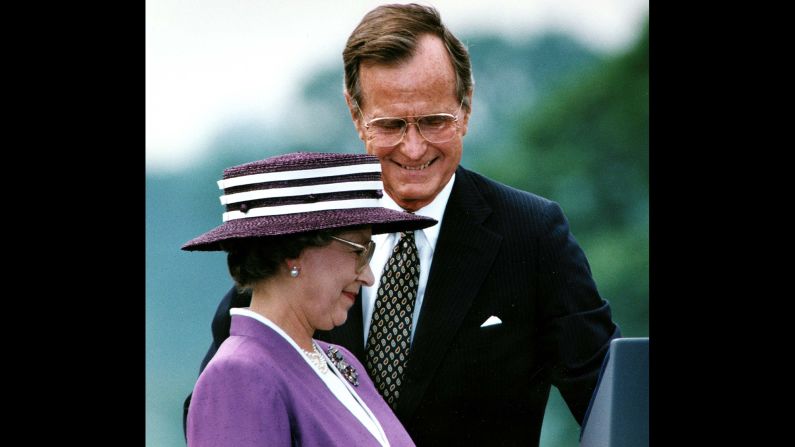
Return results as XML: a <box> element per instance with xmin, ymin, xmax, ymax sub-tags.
<box><xmin>146</xmin><ymin>0</ymin><xmax>649</xmax><ymax>173</ymax></box>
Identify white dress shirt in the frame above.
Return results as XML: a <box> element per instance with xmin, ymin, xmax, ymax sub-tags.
<box><xmin>362</xmin><ymin>173</ymin><xmax>455</xmax><ymax>347</ymax></box>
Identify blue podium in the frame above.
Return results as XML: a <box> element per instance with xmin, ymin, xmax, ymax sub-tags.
<box><xmin>580</xmin><ymin>337</ymin><xmax>649</xmax><ymax>447</ymax></box>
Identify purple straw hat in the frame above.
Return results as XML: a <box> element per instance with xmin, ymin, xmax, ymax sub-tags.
<box><xmin>182</xmin><ymin>152</ymin><xmax>437</xmax><ymax>251</ymax></box>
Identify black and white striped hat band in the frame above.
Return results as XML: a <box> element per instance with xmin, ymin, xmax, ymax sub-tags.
<box><xmin>218</xmin><ymin>163</ymin><xmax>384</xmax><ymax>222</ymax></box>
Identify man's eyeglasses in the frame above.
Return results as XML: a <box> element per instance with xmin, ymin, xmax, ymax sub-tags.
<box><xmin>358</xmin><ymin>100</ymin><xmax>463</xmax><ymax>148</ymax></box>
<box><xmin>330</xmin><ymin>235</ymin><xmax>376</xmax><ymax>273</ymax></box>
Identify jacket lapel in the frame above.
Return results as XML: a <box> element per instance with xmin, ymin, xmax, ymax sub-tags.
<box><xmin>396</xmin><ymin>167</ymin><xmax>502</xmax><ymax>420</ymax></box>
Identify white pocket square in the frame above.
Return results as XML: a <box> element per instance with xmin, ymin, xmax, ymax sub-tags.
<box><xmin>480</xmin><ymin>315</ymin><xmax>502</xmax><ymax>327</ymax></box>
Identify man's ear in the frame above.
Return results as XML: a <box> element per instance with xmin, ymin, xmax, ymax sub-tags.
<box><xmin>344</xmin><ymin>91</ymin><xmax>367</xmax><ymax>142</ymax></box>
<box><xmin>459</xmin><ymin>88</ymin><xmax>474</xmax><ymax>138</ymax></box>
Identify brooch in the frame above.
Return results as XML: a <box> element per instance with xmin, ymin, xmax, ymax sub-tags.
<box><xmin>326</xmin><ymin>346</ymin><xmax>359</xmax><ymax>387</ymax></box>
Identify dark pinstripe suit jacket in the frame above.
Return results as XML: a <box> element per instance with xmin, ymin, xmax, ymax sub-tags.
<box><xmin>185</xmin><ymin>166</ymin><xmax>620</xmax><ymax>446</ymax></box>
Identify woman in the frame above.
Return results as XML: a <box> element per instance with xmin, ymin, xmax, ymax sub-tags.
<box><xmin>182</xmin><ymin>152</ymin><xmax>435</xmax><ymax>446</ymax></box>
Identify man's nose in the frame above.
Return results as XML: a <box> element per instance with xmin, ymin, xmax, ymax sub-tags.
<box><xmin>400</xmin><ymin>122</ymin><xmax>426</xmax><ymax>160</ymax></box>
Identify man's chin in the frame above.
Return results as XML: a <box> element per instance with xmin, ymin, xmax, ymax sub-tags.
<box><xmin>394</xmin><ymin>192</ymin><xmax>433</xmax><ymax>212</ymax></box>
<box><xmin>382</xmin><ymin>179</ymin><xmax>440</xmax><ymax>209</ymax></box>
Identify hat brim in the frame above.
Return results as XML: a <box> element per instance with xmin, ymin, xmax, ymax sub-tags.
<box><xmin>181</xmin><ymin>207</ymin><xmax>437</xmax><ymax>251</ymax></box>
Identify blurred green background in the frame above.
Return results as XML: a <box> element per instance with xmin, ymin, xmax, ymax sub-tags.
<box><xmin>146</xmin><ymin>18</ymin><xmax>648</xmax><ymax>447</ymax></box>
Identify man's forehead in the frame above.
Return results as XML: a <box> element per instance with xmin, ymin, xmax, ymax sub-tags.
<box><xmin>358</xmin><ymin>51</ymin><xmax>457</xmax><ymax>111</ymax></box>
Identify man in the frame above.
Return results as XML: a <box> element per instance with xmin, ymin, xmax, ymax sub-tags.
<box><xmin>185</xmin><ymin>4</ymin><xmax>620</xmax><ymax>445</ymax></box>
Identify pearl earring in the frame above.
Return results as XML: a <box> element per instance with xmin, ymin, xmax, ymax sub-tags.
<box><xmin>290</xmin><ymin>265</ymin><xmax>300</xmax><ymax>278</ymax></box>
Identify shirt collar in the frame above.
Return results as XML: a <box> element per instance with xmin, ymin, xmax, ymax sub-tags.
<box><xmin>378</xmin><ymin>173</ymin><xmax>455</xmax><ymax>249</ymax></box>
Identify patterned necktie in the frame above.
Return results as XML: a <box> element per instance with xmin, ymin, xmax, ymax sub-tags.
<box><xmin>365</xmin><ymin>231</ymin><xmax>420</xmax><ymax>409</ymax></box>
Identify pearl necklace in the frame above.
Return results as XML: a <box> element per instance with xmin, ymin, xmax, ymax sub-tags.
<box><xmin>301</xmin><ymin>342</ymin><xmax>329</xmax><ymax>374</ymax></box>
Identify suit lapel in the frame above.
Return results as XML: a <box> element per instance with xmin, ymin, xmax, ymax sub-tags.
<box><xmin>396</xmin><ymin>167</ymin><xmax>502</xmax><ymax>420</ymax></box>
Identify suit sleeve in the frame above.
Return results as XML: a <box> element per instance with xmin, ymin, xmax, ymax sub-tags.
<box><xmin>183</xmin><ymin>286</ymin><xmax>253</xmax><ymax>438</ymax></box>
<box><xmin>187</xmin><ymin>356</ymin><xmax>292</xmax><ymax>447</ymax></box>
<box><xmin>535</xmin><ymin>200</ymin><xmax>621</xmax><ymax>423</ymax></box>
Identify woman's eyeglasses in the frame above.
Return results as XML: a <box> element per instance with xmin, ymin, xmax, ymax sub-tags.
<box><xmin>330</xmin><ymin>235</ymin><xmax>376</xmax><ymax>273</ymax></box>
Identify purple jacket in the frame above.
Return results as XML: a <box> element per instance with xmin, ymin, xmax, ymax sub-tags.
<box><xmin>187</xmin><ymin>315</ymin><xmax>415</xmax><ymax>446</ymax></box>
